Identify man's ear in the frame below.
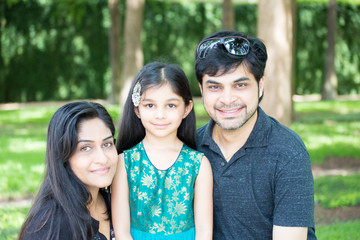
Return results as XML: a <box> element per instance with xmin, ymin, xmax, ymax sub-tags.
<box><xmin>183</xmin><ymin>100</ymin><xmax>194</xmax><ymax>119</ymax></box>
<box><xmin>198</xmin><ymin>83</ymin><xmax>203</xmax><ymax>95</ymax></box>
<box><xmin>259</xmin><ymin>76</ymin><xmax>265</xmax><ymax>98</ymax></box>
<box><xmin>134</xmin><ymin>107</ymin><xmax>140</xmax><ymax>118</ymax></box>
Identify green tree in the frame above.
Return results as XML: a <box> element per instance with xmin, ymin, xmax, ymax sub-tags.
<box><xmin>222</xmin><ymin>0</ymin><xmax>235</xmax><ymax>30</ymax></box>
<box><xmin>119</xmin><ymin>0</ymin><xmax>145</xmax><ymax>108</ymax></box>
<box><xmin>322</xmin><ymin>0</ymin><xmax>338</xmax><ymax>100</ymax></box>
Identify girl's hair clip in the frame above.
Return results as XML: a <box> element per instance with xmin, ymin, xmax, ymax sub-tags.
<box><xmin>132</xmin><ymin>82</ymin><xmax>141</xmax><ymax>107</ymax></box>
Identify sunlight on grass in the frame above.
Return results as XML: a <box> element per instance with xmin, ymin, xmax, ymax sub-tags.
<box><xmin>291</xmin><ymin>101</ymin><xmax>360</xmax><ymax>164</ymax></box>
<box><xmin>314</xmin><ymin>174</ymin><xmax>360</xmax><ymax>209</ymax></box>
<box><xmin>0</xmin><ymin>100</ymin><xmax>359</xmax><ymax>239</ymax></box>
<box><xmin>316</xmin><ymin>220</ymin><xmax>360</xmax><ymax>240</ymax></box>
<box><xmin>0</xmin><ymin>161</ymin><xmax>44</xmax><ymax>200</ymax></box>
<box><xmin>0</xmin><ymin>107</ymin><xmax>57</xmax><ymax>125</ymax></box>
<box><xmin>294</xmin><ymin>100</ymin><xmax>360</xmax><ymax>115</ymax></box>
<box><xmin>8</xmin><ymin>139</ymin><xmax>46</xmax><ymax>153</ymax></box>
<box><xmin>0</xmin><ymin>206</ymin><xmax>30</xmax><ymax>240</ymax></box>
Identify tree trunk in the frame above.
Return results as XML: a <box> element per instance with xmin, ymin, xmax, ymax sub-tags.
<box><xmin>257</xmin><ymin>0</ymin><xmax>296</xmax><ymax>127</ymax></box>
<box><xmin>222</xmin><ymin>0</ymin><xmax>235</xmax><ymax>30</ymax></box>
<box><xmin>108</xmin><ymin>0</ymin><xmax>122</xmax><ymax>104</ymax></box>
<box><xmin>119</xmin><ymin>0</ymin><xmax>145</xmax><ymax>109</ymax></box>
<box><xmin>322</xmin><ymin>0</ymin><xmax>338</xmax><ymax>100</ymax></box>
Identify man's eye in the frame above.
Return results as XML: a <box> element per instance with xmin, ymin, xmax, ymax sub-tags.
<box><xmin>236</xmin><ymin>83</ymin><xmax>247</xmax><ymax>88</ymax></box>
<box><xmin>208</xmin><ymin>85</ymin><xmax>220</xmax><ymax>90</ymax></box>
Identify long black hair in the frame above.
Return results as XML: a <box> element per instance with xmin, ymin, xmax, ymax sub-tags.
<box><xmin>18</xmin><ymin>101</ymin><xmax>115</xmax><ymax>240</ymax></box>
<box><xmin>116</xmin><ymin>62</ymin><xmax>196</xmax><ymax>153</ymax></box>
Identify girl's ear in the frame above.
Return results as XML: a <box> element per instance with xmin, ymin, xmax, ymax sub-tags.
<box><xmin>134</xmin><ymin>107</ymin><xmax>140</xmax><ymax>118</ymax></box>
<box><xmin>183</xmin><ymin>100</ymin><xmax>194</xmax><ymax>119</ymax></box>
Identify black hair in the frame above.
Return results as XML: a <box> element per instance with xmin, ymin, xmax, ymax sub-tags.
<box><xmin>116</xmin><ymin>62</ymin><xmax>196</xmax><ymax>153</ymax></box>
<box><xmin>195</xmin><ymin>30</ymin><xmax>268</xmax><ymax>102</ymax></box>
<box><xmin>18</xmin><ymin>101</ymin><xmax>115</xmax><ymax>240</ymax></box>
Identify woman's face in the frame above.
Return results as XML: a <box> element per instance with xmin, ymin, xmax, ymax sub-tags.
<box><xmin>69</xmin><ymin>118</ymin><xmax>118</xmax><ymax>193</ymax></box>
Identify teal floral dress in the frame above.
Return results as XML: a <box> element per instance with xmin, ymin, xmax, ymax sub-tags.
<box><xmin>124</xmin><ymin>141</ymin><xmax>203</xmax><ymax>240</ymax></box>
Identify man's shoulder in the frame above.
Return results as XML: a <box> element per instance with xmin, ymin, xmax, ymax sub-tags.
<box><xmin>196</xmin><ymin>123</ymin><xmax>211</xmax><ymax>149</ymax></box>
<box><xmin>268</xmin><ymin>117</ymin><xmax>306</xmax><ymax>148</ymax></box>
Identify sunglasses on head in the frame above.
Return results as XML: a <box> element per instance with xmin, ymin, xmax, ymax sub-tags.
<box><xmin>196</xmin><ymin>36</ymin><xmax>251</xmax><ymax>59</ymax></box>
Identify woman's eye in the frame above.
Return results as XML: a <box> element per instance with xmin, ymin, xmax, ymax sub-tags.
<box><xmin>145</xmin><ymin>104</ymin><xmax>154</xmax><ymax>108</ymax></box>
<box><xmin>168</xmin><ymin>104</ymin><xmax>176</xmax><ymax>108</ymax></box>
<box><xmin>80</xmin><ymin>146</ymin><xmax>91</xmax><ymax>152</ymax></box>
<box><xmin>103</xmin><ymin>142</ymin><xmax>113</xmax><ymax>148</ymax></box>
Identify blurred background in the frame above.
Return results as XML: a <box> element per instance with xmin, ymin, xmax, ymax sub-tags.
<box><xmin>0</xmin><ymin>0</ymin><xmax>360</xmax><ymax>239</ymax></box>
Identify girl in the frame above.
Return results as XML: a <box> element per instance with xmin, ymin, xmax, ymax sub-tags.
<box><xmin>18</xmin><ymin>101</ymin><xmax>117</xmax><ymax>240</ymax></box>
<box><xmin>112</xmin><ymin>62</ymin><xmax>213</xmax><ymax>239</ymax></box>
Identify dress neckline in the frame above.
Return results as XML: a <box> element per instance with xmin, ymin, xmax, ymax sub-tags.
<box><xmin>140</xmin><ymin>141</ymin><xmax>184</xmax><ymax>171</ymax></box>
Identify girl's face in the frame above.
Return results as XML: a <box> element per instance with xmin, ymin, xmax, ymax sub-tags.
<box><xmin>69</xmin><ymin>118</ymin><xmax>118</xmax><ymax>193</ymax></box>
<box><xmin>135</xmin><ymin>83</ymin><xmax>193</xmax><ymax>139</ymax></box>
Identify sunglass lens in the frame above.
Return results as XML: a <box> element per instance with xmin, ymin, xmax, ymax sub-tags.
<box><xmin>198</xmin><ymin>39</ymin><xmax>220</xmax><ymax>58</ymax></box>
<box><xmin>223</xmin><ymin>38</ymin><xmax>250</xmax><ymax>56</ymax></box>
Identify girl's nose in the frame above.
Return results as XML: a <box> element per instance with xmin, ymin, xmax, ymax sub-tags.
<box><xmin>155</xmin><ymin>108</ymin><xmax>166</xmax><ymax>119</ymax></box>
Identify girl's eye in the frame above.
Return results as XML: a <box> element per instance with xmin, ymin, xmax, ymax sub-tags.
<box><xmin>145</xmin><ymin>104</ymin><xmax>154</xmax><ymax>108</ymax></box>
<box><xmin>168</xmin><ymin>104</ymin><xmax>176</xmax><ymax>108</ymax></box>
<box><xmin>80</xmin><ymin>146</ymin><xmax>91</xmax><ymax>152</ymax></box>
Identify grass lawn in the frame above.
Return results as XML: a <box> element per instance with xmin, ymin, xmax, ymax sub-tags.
<box><xmin>0</xmin><ymin>99</ymin><xmax>359</xmax><ymax>239</ymax></box>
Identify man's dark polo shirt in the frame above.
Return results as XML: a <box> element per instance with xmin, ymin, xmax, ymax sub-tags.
<box><xmin>196</xmin><ymin>107</ymin><xmax>317</xmax><ymax>239</ymax></box>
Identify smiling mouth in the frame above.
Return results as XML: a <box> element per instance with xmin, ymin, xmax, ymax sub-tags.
<box><xmin>153</xmin><ymin>123</ymin><xmax>169</xmax><ymax>128</ymax></box>
<box><xmin>217</xmin><ymin>107</ymin><xmax>244</xmax><ymax>116</ymax></box>
<box><xmin>91</xmin><ymin>167</ymin><xmax>110</xmax><ymax>175</ymax></box>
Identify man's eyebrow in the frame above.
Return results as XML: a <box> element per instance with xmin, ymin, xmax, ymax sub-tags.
<box><xmin>233</xmin><ymin>77</ymin><xmax>250</xmax><ymax>82</ymax></box>
<box><xmin>77</xmin><ymin>135</ymin><xmax>113</xmax><ymax>143</ymax></box>
<box><xmin>205</xmin><ymin>77</ymin><xmax>250</xmax><ymax>85</ymax></box>
<box><xmin>205</xmin><ymin>79</ymin><xmax>221</xmax><ymax>85</ymax></box>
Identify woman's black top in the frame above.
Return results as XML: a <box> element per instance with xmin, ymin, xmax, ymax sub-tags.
<box><xmin>22</xmin><ymin>190</ymin><xmax>114</xmax><ymax>240</ymax></box>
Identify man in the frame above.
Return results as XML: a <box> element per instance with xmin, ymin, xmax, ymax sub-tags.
<box><xmin>195</xmin><ymin>30</ymin><xmax>316</xmax><ymax>239</ymax></box>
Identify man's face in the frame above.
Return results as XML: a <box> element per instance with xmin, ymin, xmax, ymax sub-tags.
<box><xmin>200</xmin><ymin>64</ymin><xmax>264</xmax><ymax>130</ymax></box>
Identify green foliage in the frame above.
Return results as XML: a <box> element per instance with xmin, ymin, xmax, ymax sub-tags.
<box><xmin>1</xmin><ymin>1</ymin><xmax>359</xmax><ymax>103</ymax></box>
<box><xmin>316</xmin><ymin>220</ymin><xmax>360</xmax><ymax>240</ymax></box>
<box><xmin>315</xmin><ymin>174</ymin><xmax>360</xmax><ymax>208</ymax></box>
<box><xmin>1</xmin><ymin>0</ymin><xmax>109</xmax><ymax>102</ymax></box>
<box><xmin>295</xmin><ymin>1</ymin><xmax>360</xmax><ymax>95</ymax></box>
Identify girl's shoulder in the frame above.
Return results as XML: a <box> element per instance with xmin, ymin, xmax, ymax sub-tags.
<box><xmin>123</xmin><ymin>141</ymin><xmax>143</xmax><ymax>154</ymax></box>
<box><xmin>182</xmin><ymin>143</ymin><xmax>204</xmax><ymax>160</ymax></box>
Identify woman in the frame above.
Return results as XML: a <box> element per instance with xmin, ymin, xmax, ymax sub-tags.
<box><xmin>18</xmin><ymin>101</ymin><xmax>117</xmax><ymax>240</ymax></box>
